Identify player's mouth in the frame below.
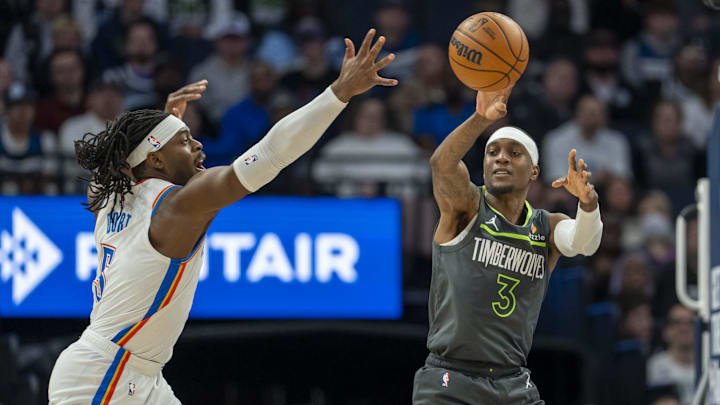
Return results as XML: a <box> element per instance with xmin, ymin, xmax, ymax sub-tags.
<box><xmin>194</xmin><ymin>157</ymin><xmax>206</xmax><ymax>171</ymax></box>
<box><xmin>492</xmin><ymin>168</ymin><xmax>512</xmax><ymax>177</ymax></box>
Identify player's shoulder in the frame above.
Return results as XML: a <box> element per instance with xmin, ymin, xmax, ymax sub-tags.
<box><xmin>131</xmin><ymin>178</ymin><xmax>179</xmax><ymax>205</ymax></box>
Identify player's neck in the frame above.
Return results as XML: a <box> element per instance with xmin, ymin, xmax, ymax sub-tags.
<box><xmin>484</xmin><ymin>190</ymin><xmax>527</xmax><ymax>225</ymax></box>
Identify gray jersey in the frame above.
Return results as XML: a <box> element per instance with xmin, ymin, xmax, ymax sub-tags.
<box><xmin>427</xmin><ymin>191</ymin><xmax>551</xmax><ymax>367</ymax></box>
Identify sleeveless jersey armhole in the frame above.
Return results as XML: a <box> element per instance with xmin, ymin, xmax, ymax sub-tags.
<box><xmin>440</xmin><ymin>213</ymin><xmax>479</xmax><ymax>246</ymax></box>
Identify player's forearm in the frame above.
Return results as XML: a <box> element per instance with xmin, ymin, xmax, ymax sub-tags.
<box><xmin>429</xmin><ymin>113</ymin><xmax>493</xmax><ymax>171</ymax></box>
<box><xmin>554</xmin><ymin>203</ymin><xmax>603</xmax><ymax>257</ymax></box>
<box><xmin>232</xmin><ymin>86</ymin><xmax>347</xmax><ymax>192</ymax></box>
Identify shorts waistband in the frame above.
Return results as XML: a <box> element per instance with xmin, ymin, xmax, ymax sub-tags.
<box><xmin>426</xmin><ymin>353</ymin><xmax>522</xmax><ymax>379</ymax></box>
<box><xmin>80</xmin><ymin>329</ymin><xmax>163</xmax><ymax>376</ymax></box>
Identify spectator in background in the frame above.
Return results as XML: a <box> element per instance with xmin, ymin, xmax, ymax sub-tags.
<box><xmin>189</xmin><ymin>12</ymin><xmax>252</xmax><ymax>124</ymax></box>
<box><xmin>543</xmin><ymin>94</ymin><xmax>632</xmax><ymax>183</ymax></box>
<box><xmin>280</xmin><ymin>18</ymin><xmax>339</xmax><ymax>105</ymax></box>
<box><xmin>0</xmin><ymin>83</ymin><xmax>56</xmax><ymax>195</ymax></box>
<box><xmin>30</xmin><ymin>14</ymin><xmax>86</xmax><ymax>95</ymax></box>
<box><xmin>372</xmin><ymin>0</ymin><xmax>420</xmax><ymax>80</ymax></box>
<box><xmin>597</xmin><ymin>295</ymin><xmax>653</xmax><ymax>405</ymax></box>
<box><xmin>0</xmin><ymin>60</ymin><xmax>14</xmax><ymax>115</ymax></box>
<box><xmin>91</xmin><ymin>0</ymin><xmax>166</xmax><ymax>74</ymax></box>
<box><xmin>620</xmin><ymin>190</ymin><xmax>672</xmax><ymax>251</ymax></box>
<box><xmin>620</xmin><ymin>2</ymin><xmax>679</xmax><ymax>98</ymax></box>
<box><xmin>508</xmin><ymin>0</ymin><xmax>589</xmax><ymax>43</ymax></box>
<box><xmin>580</xmin><ymin>29</ymin><xmax>644</xmax><ymax>130</ymax></box>
<box><xmin>525</xmin><ymin>0</ymin><xmax>589</xmax><ymax>61</ymax></box>
<box><xmin>3</xmin><ymin>0</ymin><xmax>65</xmax><ymax>84</ymax></box>
<box><xmin>35</xmin><ymin>49</ymin><xmax>86</xmax><ymax>134</ymax></box>
<box><xmin>663</xmin><ymin>41</ymin><xmax>716</xmax><ymax>148</ymax></box>
<box><xmin>510</xmin><ymin>58</ymin><xmax>579</xmax><ymax>146</ymax></box>
<box><xmin>412</xmin><ymin>71</ymin><xmax>474</xmax><ymax>153</ymax></box>
<box><xmin>610</xmin><ymin>253</ymin><xmax>654</xmax><ymax>300</ymax></box>
<box><xmin>102</xmin><ymin>19</ymin><xmax>159</xmax><ymax>110</ymax></box>
<box><xmin>58</xmin><ymin>81</ymin><xmax>123</xmax><ymax>193</ymax></box>
<box><xmin>648</xmin><ymin>304</ymin><xmax>696</xmax><ymax>405</ymax></box>
<box><xmin>389</xmin><ymin>44</ymin><xmax>447</xmax><ymax>134</ymax></box>
<box><xmin>313</xmin><ymin>97</ymin><xmax>428</xmax><ymax>198</ymax></box>
<box><xmin>633</xmin><ymin>100</ymin><xmax>703</xmax><ymax>211</ymax></box>
<box><xmin>206</xmin><ymin>61</ymin><xmax>277</xmax><ymax>167</ymax></box>
<box><xmin>163</xmin><ymin>0</ymin><xmax>229</xmax><ymax>76</ymax></box>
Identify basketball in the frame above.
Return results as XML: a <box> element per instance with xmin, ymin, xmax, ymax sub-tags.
<box><xmin>448</xmin><ymin>12</ymin><xmax>529</xmax><ymax>91</ymax></box>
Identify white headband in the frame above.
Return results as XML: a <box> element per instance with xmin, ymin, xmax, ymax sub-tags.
<box><xmin>126</xmin><ymin>115</ymin><xmax>189</xmax><ymax>168</ymax></box>
<box><xmin>485</xmin><ymin>126</ymin><xmax>539</xmax><ymax>165</ymax></box>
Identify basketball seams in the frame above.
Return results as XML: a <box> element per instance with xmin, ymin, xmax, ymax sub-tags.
<box><xmin>448</xmin><ymin>54</ymin><xmax>509</xmax><ymax>74</ymax></box>
<box><xmin>477</xmin><ymin>74</ymin><xmax>510</xmax><ymax>90</ymax></box>
<box><xmin>449</xmin><ymin>55</ymin><xmax>508</xmax><ymax>90</ymax></box>
<box><xmin>454</xmin><ymin>28</ymin><xmax>520</xmax><ymax>74</ymax></box>
<box><xmin>485</xmin><ymin>13</ymin><xmax>519</xmax><ymax>60</ymax></box>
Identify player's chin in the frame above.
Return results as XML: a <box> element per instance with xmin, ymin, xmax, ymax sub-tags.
<box><xmin>486</xmin><ymin>181</ymin><xmax>514</xmax><ymax>196</ymax></box>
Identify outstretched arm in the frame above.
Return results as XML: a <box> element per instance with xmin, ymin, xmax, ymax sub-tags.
<box><xmin>152</xmin><ymin>29</ymin><xmax>398</xmax><ymax>258</ymax></box>
<box><xmin>431</xmin><ymin>87</ymin><xmax>511</xmax><ymax>244</ymax></box>
<box><xmin>548</xmin><ymin>149</ymin><xmax>603</xmax><ymax>265</ymax></box>
<box><xmin>171</xmin><ymin>28</ymin><xmax>397</xmax><ymax>215</ymax></box>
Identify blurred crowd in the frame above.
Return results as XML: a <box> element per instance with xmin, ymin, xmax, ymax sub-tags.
<box><xmin>0</xmin><ymin>0</ymin><xmax>719</xmax><ymax>403</ymax></box>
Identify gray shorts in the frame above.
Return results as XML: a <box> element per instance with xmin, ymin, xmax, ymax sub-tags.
<box><xmin>412</xmin><ymin>363</ymin><xmax>544</xmax><ymax>405</ymax></box>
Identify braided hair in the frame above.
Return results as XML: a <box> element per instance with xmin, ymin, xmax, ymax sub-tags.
<box><xmin>75</xmin><ymin>109</ymin><xmax>170</xmax><ymax>212</ymax></box>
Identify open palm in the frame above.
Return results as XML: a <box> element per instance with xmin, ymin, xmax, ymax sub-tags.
<box><xmin>551</xmin><ymin>149</ymin><xmax>597</xmax><ymax>205</ymax></box>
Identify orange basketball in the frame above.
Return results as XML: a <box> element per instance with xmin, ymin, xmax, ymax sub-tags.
<box><xmin>448</xmin><ymin>12</ymin><xmax>529</xmax><ymax>91</ymax></box>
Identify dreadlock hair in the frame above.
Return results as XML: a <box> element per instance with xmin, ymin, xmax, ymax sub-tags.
<box><xmin>75</xmin><ymin>109</ymin><xmax>170</xmax><ymax>212</ymax></box>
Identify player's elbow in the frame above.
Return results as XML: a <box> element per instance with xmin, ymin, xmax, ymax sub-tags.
<box><xmin>429</xmin><ymin>151</ymin><xmax>451</xmax><ymax>172</ymax></box>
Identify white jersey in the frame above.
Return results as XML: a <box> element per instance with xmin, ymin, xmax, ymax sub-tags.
<box><xmin>87</xmin><ymin>178</ymin><xmax>204</xmax><ymax>365</ymax></box>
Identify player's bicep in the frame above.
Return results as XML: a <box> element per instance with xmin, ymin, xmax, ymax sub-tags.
<box><xmin>171</xmin><ymin>165</ymin><xmax>251</xmax><ymax>215</ymax></box>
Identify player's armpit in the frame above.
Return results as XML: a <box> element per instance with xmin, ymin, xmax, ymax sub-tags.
<box><xmin>431</xmin><ymin>160</ymin><xmax>480</xmax><ymax>244</ymax></box>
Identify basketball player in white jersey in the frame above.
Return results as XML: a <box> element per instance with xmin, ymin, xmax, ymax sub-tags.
<box><xmin>48</xmin><ymin>29</ymin><xmax>397</xmax><ymax>405</ymax></box>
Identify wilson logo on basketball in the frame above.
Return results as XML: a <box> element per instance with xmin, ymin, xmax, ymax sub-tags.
<box><xmin>450</xmin><ymin>36</ymin><xmax>483</xmax><ymax>65</ymax></box>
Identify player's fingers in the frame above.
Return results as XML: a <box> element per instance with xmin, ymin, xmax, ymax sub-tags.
<box><xmin>568</xmin><ymin>149</ymin><xmax>577</xmax><ymax>172</ymax></box>
<box><xmin>358</xmin><ymin>28</ymin><xmax>376</xmax><ymax>57</ymax></box>
<box><xmin>170</xmin><ymin>94</ymin><xmax>202</xmax><ymax>103</ymax></box>
<box><xmin>497</xmin><ymin>85</ymin><xmax>514</xmax><ymax>104</ymax></box>
<box><xmin>344</xmin><ymin>38</ymin><xmax>355</xmax><ymax>60</ymax></box>
<box><xmin>368</xmin><ymin>36</ymin><xmax>386</xmax><ymax>61</ymax></box>
<box><xmin>584</xmin><ymin>171</ymin><xmax>592</xmax><ymax>182</ymax></box>
<box><xmin>171</xmin><ymin>107</ymin><xmax>180</xmax><ymax>117</ymax></box>
<box><xmin>373</xmin><ymin>53</ymin><xmax>395</xmax><ymax>70</ymax></box>
<box><xmin>551</xmin><ymin>177</ymin><xmax>566</xmax><ymax>188</ymax></box>
<box><xmin>375</xmin><ymin>75</ymin><xmax>399</xmax><ymax>86</ymax></box>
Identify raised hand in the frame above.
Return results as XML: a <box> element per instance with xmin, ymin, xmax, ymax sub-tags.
<box><xmin>551</xmin><ymin>149</ymin><xmax>599</xmax><ymax>209</ymax></box>
<box><xmin>330</xmin><ymin>28</ymin><xmax>398</xmax><ymax>102</ymax></box>
<box><xmin>164</xmin><ymin>79</ymin><xmax>208</xmax><ymax>119</ymax></box>
<box><xmin>475</xmin><ymin>85</ymin><xmax>513</xmax><ymax>122</ymax></box>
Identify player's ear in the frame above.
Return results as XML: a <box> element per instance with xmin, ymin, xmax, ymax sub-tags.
<box><xmin>146</xmin><ymin>152</ymin><xmax>164</xmax><ymax>170</ymax></box>
<box><xmin>530</xmin><ymin>165</ymin><xmax>539</xmax><ymax>181</ymax></box>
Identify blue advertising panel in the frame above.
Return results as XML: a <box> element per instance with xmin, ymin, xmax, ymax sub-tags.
<box><xmin>0</xmin><ymin>196</ymin><xmax>401</xmax><ymax>319</ymax></box>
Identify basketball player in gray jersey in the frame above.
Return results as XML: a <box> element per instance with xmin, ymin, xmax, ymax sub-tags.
<box><xmin>412</xmin><ymin>85</ymin><xmax>603</xmax><ymax>404</ymax></box>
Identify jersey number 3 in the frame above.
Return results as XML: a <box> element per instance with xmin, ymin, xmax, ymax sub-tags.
<box><xmin>492</xmin><ymin>274</ymin><xmax>520</xmax><ymax>318</ymax></box>
<box><xmin>92</xmin><ymin>245</ymin><xmax>115</xmax><ymax>303</ymax></box>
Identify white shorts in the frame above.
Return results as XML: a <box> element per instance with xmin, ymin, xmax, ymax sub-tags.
<box><xmin>48</xmin><ymin>329</ymin><xmax>180</xmax><ymax>405</ymax></box>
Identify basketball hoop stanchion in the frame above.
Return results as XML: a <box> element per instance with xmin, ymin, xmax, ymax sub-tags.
<box><xmin>689</xmin><ymin>103</ymin><xmax>720</xmax><ymax>405</ymax></box>
<box><xmin>676</xmin><ymin>180</ymin><xmax>710</xmax><ymax>405</ymax></box>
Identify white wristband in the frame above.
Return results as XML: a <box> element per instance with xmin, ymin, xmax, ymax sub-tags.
<box><xmin>553</xmin><ymin>203</ymin><xmax>603</xmax><ymax>257</ymax></box>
